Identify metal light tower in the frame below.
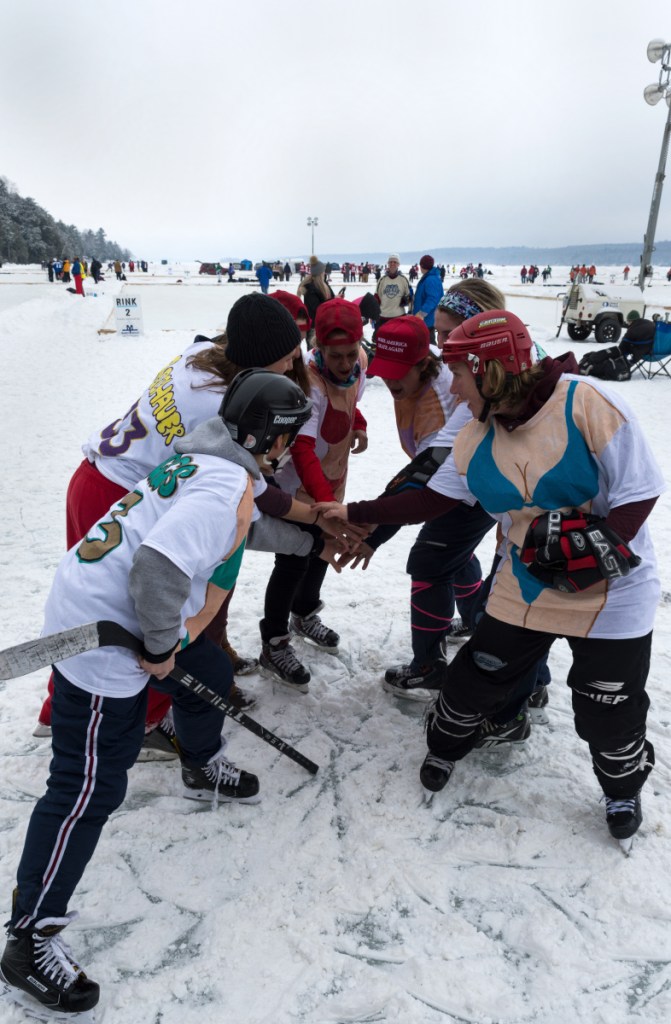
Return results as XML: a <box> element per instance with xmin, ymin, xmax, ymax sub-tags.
<box><xmin>639</xmin><ymin>39</ymin><xmax>671</xmax><ymax>291</ymax></box>
<box><xmin>307</xmin><ymin>216</ymin><xmax>319</xmax><ymax>256</ymax></box>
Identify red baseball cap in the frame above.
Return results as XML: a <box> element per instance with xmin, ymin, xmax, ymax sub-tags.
<box><xmin>368</xmin><ymin>316</ymin><xmax>430</xmax><ymax>380</ymax></box>
<box><xmin>269</xmin><ymin>290</ymin><xmax>311</xmax><ymax>329</ymax></box>
<box><xmin>315</xmin><ymin>298</ymin><xmax>363</xmax><ymax>346</ymax></box>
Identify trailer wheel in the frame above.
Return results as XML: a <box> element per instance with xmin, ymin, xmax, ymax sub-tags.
<box><xmin>595</xmin><ymin>318</ymin><xmax>621</xmax><ymax>344</ymax></box>
<box><xmin>567</xmin><ymin>322</ymin><xmax>592</xmax><ymax>341</ymax></box>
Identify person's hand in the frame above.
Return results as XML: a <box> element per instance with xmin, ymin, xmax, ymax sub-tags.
<box><xmin>312</xmin><ymin>501</ymin><xmax>348</xmax><ymax>521</ymax></box>
<box><xmin>350</xmin><ymin>430</ymin><xmax>368</xmax><ymax>455</ymax></box>
<box><xmin>139</xmin><ymin>646</ymin><xmax>178</xmax><ymax>680</ymax></box>
<box><xmin>314</xmin><ymin>512</ymin><xmax>369</xmax><ymax>548</ymax></box>
<box><xmin>318</xmin><ymin>537</ymin><xmax>343</xmax><ymax>573</ymax></box>
<box><xmin>337</xmin><ymin>541</ymin><xmax>375</xmax><ymax>570</ymax></box>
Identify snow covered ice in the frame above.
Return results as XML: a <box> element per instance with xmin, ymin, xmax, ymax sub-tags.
<box><xmin>1</xmin><ymin>263</ymin><xmax>671</xmax><ymax>1024</ymax></box>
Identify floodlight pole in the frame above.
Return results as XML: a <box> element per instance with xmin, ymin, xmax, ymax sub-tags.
<box><xmin>307</xmin><ymin>216</ymin><xmax>318</xmax><ymax>256</ymax></box>
<box><xmin>639</xmin><ymin>43</ymin><xmax>671</xmax><ymax>292</ymax></box>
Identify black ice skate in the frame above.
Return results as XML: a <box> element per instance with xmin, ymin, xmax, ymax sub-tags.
<box><xmin>0</xmin><ymin>911</ymin><xmax>99</xmax><ymax>1014</ymax></box>
<box><xmin>290</xmin><ymin>604</ymin><xmax>340</xmax><ymax>653</ymax></box>
<box><xmin>182</xmin><ymin>744</ymin><xmax>260</xmax><ymax>806</ymax></box>
<box><xmin>384</xmin><ymin>659</ymin><xmax>448</xmax><ymax>701</ymax></box>
<box><xmin>420</xmin><ymin>753</ymin><xmax>455</xmax><ymax>796</ymax></box>
<box><xmin>221</xmin><ymin>638</ymin><xmax>259</xmax><ymax>677</ymax></box>
<box><xmin>137</xmin><ymin>709</ymin><xmax>180</xmax><ymax>762</ymax></box>
<box><xmin>260</xmin><ymin>634</ymin><xmax>310</xmax><ymax>692</ymax></box>
<box><xmin>475</xmin><ymin>711</ymin><xmax>531</xmax><ymax>748</ymax></box>
<box><xmin>527</xmin><ymin>684</ymin><xmax>549</xmax><ymax>725</ymax></box>
<box><xmin>444</xmin><ymin>618</ymin><xmax>473</xmax><ymax>644</ymax></box>
<box><xmin>605</xmin><ymin>793</ymin><xmax>642</xmax><ymax>855</ymax></box>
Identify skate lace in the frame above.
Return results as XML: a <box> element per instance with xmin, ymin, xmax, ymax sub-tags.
<box><xmin>298</xmin><ymin>615</ymin><xmax>332</xmax><ymax>644</ymax></box>
<box><xmin>271</xmin><ymin>641</ymin><xmax>303</xmax><ymax>674</ymax></box>
<box><xmin>604</xmin><ymin>796</ymin><xmax>637</xmax><ymax>816</ymax></box>
<box><xmin>205</xmin><ymin>751</ymin><xmax>241</xmax><ymax>811</ymax></box>
<box><xmin>423</xmin><ymin>699</ymin><xmax>439</xmax><ymax>733</ymax></box>
<box><xmin>159</xmin><ymin>708</ymin><xmax>175</xmax><ymax>737</ymax></box>
<box><xmin>34</xmin><ymin>930</ymin><xmax>80</xmax><ymax>988</ymax></box>
<box><xmin>423</xmin><ymin>753</ymin><xmax>455</xmax><ymax>772</ymax></box>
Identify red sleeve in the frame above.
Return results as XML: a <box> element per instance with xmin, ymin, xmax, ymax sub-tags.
<box><xmin>353</xmin><ymin>407</ymin><xmax>367</xmax><ymax>432</ymax></box>
<box><xmin>348</xmin><ymin>488</ymin><xmax>459</xmax><ymax>525</ymax></box>
<box><xmin>289</xmin><ymin>434</ymin><xmax>336</xmax><ymax>502</ymax></box>
<box><xmin>605</xmin><ymin>497</ymin><xmax>658</xmax><ymax>543</ymax></box>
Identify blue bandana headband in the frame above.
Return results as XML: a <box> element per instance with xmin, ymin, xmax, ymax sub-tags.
<box><xmin>437</xmin><ymin>291</ymin><xmax>482</xmax><ymax>321</ymax></box>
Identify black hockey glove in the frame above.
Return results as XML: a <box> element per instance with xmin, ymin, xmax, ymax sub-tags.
<box><xmin>520</xmin><ymin>509</ymin><xmax>640</xmax><ymax>594</ymax></box>
<box><xmin>383</xmin><ymin>446</ymin><xmax>450</xmax><ymax>496</ymax></box>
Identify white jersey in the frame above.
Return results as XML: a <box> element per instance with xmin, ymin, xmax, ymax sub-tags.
<box><xmin>428</xmin><ymin>374</ymin><xmax>664</xmax><ymax>639</ymax></box>
<box><xmin>44</xmin><ymin>453</ymin><xmax>253</xmax><ymax>697</ymax></box>
<box><xmin>82</xmin><ymin>340</ymin><xmax>267</xmax><ymax>503</ymax></box>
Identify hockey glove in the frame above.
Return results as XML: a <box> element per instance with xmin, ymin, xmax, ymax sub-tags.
<box><xmin>383</xmin><ymin>446</ymin><xmax>450</xmax><ymax>496</ymax></box>
<box><xmin>520</xmin><ymin>509</ymin><xmax>641</xmax><ymax>593</ymax></box>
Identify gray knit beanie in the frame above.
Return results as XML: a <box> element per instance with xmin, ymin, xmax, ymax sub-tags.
<box><xmin>310</xmin><ymin>261</ymin><xmax>326</xmax><ymax>277</ymax></box>
<box><xmin>225</xmin><ymin>293</ymin><xmax>301</xmax><ymax>366</ymax></box>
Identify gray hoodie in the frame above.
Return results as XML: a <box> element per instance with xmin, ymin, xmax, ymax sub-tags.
<box><xmin>129</xmin><ymin>418</ymin><xmax>316</xmax><ymax>658</ymax></box>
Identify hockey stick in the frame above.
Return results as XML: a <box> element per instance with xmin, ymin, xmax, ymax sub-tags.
<box><xmin>0</xmin><ymin>622</ymin><xmax>319</xmax><ymax>776</ymax></box>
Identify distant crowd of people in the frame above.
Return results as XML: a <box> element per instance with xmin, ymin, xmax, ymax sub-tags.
<box><xmin>43</xmin><ymin>257</ymin><xmax>149</xmax><ymax>295</ymax></box>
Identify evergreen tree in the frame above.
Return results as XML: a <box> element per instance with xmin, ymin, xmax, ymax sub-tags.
<box><xmin>0</xmin><ymin>176</ymin><xmax>132</xmax><ymax>263</ymax></box>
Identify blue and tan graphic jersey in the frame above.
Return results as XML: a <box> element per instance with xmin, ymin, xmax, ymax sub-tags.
<box><xmin>82</xmin><ymin>340</ymin><xmax>266</xmax><ymax>503</ymax></box>
<box><xmin>43</xmin><ymin>453</ymin><xmax>254</xmax><ymax>697</ymax></box>
<box><xmin>393</xmin><ymin>363</ymin><xmax>471</xmax><ymax>459</ymax></box>
<box><xmin>428</xmin><ymin>375</ymin><xmax>664</xmax><ymax>639</ymax></box>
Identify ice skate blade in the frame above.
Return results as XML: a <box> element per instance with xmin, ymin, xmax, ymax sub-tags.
<box><xmin>528</xmin><ymin>707</ymin><xmax>550</xmax><ymax>725</ymax></box>
<box><xmin>422</xmin><ymin>788</ymin><xmax>435</xmax><ymax>805</ymax></box>
<box><xmin>258</xmin><ymin>665</ymin><xmax>310</xmax><ymax>694</ymax></box>
<box><xmin>32</xmin><ymin>723</ymin><xmax>52</xmax><ymax>738</ymax></box>
<box><xmin>0</xmin><ymin>973</ymin><xmax>96</xmax><ymax>1022</ymax></box>
<box><xmin>382</xmin><ymin>681</ymin><xmax>438</xmax><ymax>703</ymax></box>
<box><xmin>618</xmin><ymin>835</ymin><xmax>635</xmax><ymax>856</ymax></box>
<box><xmin>182</xmin><ymin>786</ymin><xmax>261</xmax><ymax>805</ymax></box>
<box><xmin>292</xmin><ymin>635</ymin><xmax>340</xmax><ymax>655</ymax></box>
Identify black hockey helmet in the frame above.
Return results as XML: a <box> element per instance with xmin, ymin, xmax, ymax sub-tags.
<box><xmin>220</xmin><ymin>369</ymin><xmax>312</xmax><ymax>454</ymax></box>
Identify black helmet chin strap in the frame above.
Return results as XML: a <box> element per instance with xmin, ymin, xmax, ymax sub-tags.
<box><xmin>474</xmin><ymin>375</ymin><xmax>492</xmax><ymax>422</ymax></box>
<box><xmin>478</xmin><ymin>398</ymin><xmax>491</xmax><ymax>423</ymax></box>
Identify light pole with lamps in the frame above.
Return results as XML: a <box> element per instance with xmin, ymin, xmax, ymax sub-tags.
<box><xmin>639</xmin><ymin>39</ymin><xmax>671</xmax><ymax>291</ymax></box>
<box><xmin>307</xmin><ymin>216</ymin><xmax>319</xmax><ymax>256</ymax></box>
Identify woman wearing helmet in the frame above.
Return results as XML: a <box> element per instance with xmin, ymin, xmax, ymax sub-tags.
<box><xmin>0</xmin><ymin>370</ymin><xmax>321</xmax><ymax>1016</ymax></box>
<box><xmin>318</xmin><ymin>310</ymin><xmax>663</xmax><ymax>847</ymax></box>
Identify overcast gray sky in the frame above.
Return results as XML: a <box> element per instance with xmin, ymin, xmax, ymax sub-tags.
<box><xmin>2</xmin><ymin>0</ymin><xmax>670</xmax><ymax>260</ymax></box>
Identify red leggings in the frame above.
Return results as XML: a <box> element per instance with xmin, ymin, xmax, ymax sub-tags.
<box><xmin>38</xmin><ymin>460</ymin><xmax>236</xmax><ymax>728</ymax></box>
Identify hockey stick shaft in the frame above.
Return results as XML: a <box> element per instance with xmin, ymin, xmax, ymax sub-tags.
<box><xmin>0</xmin><ymin>622</ymin><xmax>318</xmax><ymax>775</ymax></box>
<box><xmin>168</xmin><ymin>665</ymin><xmax>318</xmax><ymax>775</ymax></box>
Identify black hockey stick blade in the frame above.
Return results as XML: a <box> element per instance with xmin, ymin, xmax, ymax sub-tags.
<box><xmin>0</xmin><ymin>621</ymin><xmax>141</xmax><ymax>680</ymax></box>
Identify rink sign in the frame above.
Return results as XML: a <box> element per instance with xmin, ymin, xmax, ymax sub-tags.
<box><xmin>115</xmin><ymin>294</ymin><xmax>144</xmax><ymax>336</ymax></box>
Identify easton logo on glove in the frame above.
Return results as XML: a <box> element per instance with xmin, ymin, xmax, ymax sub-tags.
<box><xmin>520</xmin><ymin>509</ymin><xmax>641</xmax><ymax>593</ymax></box>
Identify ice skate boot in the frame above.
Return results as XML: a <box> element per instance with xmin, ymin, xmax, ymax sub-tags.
<box><xmin>0</xmin><ymin>911</ymin><xmax>99</xmax><ymax>1014</ymax></box>
<box><xmin>182</xmin><ymin>743</ymin><xmax>260</xmax><ymax>805</ymax></box>
<box><xmin>260</xmin><ymin>634</ymin><xmax>310</xmax><ymax>692</ymax></box>
<box><xmin>383</xmin><ymin>659</ymin><xmax>447</xmax><ymax>701</ymax></box>
<box><xmin>475</xmin><ymin>711</ymin><xmax>531</xmax><ymax>749</ymax></box>
<box><xmin>290</xmin><ymin>603</ymin><xmax>339</xmax><ymax>653</ymax></box>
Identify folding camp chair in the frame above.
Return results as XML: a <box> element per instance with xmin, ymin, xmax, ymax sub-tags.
<box><xmin>629</xmin><ymin>321</ymin><xmax>671</xmax><ymax>380</ymax></box>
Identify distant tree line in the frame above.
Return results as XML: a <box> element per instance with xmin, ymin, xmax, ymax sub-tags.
<box><xmin>0</xmin><ymin>176</ymin><xmax>132</xmax><ymax>264</ymax></box>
